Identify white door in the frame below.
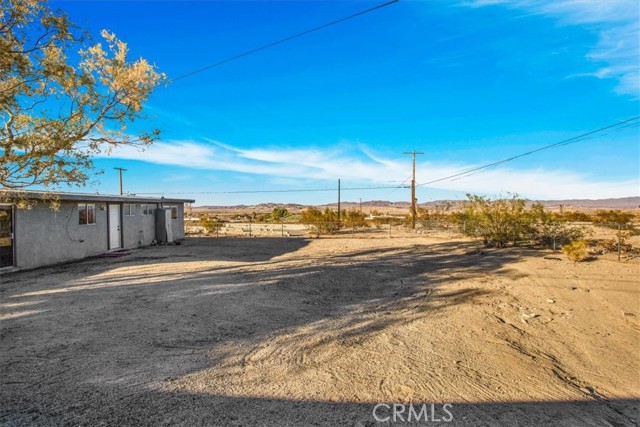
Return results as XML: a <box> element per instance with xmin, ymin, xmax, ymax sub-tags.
<box><xmin>108</xmin><ymin>204</ymin><xmax>122</xmax><ymax>250</ymax></box>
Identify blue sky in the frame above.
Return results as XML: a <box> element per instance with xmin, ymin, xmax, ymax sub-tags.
<box><xmin>56</xmin><ymin>0</ymin><xmax>639</xmax><ymax>205</ymax></box>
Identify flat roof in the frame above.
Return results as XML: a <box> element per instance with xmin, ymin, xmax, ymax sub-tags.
<box><xmin>0</xmin><ymin>190</ymin><xmax>195</xmax><ymax>204</ymax></box>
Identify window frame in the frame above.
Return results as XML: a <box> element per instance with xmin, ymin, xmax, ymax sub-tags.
<box><xmin>78</xmin><ymin>203</ymin><xmax>96</xmax><ymax>226</ymax></box>
<box><xmin>141</xmin><ymin>203</ymin><xmax>155</xmax><ymax>215</ymax></box>
<box><xmin>123</xmin><ymin>203</ymin><xmax>136</xmax><ymax>216</ymax></box>
<box><xmin>170</xmin><ymin>206</ymin><xmax>178</xmax><ymax>220</ymax></box>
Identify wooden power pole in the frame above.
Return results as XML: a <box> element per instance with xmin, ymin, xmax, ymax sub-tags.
<box><xmin>337</xmin><ymin>179</ymin><xmax>341</xmax><ymax>226</ymax></box>
<box><xmin>403</xmin><ymin>151</ymin><xmax>424</xmax><ymax>229</ymax></box>
<box><xmin>114</xmin><ymin>167</ymin><xmax>127</xmax><ymax>195</ymax></box>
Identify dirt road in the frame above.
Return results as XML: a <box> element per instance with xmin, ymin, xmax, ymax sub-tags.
<box><xmin>1</xmin><ymin>236</ymin><xmax>638</xmax><ymax>426</ymax></box>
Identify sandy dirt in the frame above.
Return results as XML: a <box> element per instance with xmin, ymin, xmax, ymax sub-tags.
<box><xmin>1</xmin><ymin>235</ymin><xmax>639</xmax><ymax>426</ymax></box>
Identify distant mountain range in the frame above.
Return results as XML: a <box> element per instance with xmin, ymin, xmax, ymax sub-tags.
<box><xmin>196</xmin><ymin>196</ymin><xmax>640</xmax><ymax>211</ymax></box>
<box><xmin>534</xmin><ymin>197</ymin><xmax>640</xmax><ymax>209</ymax></box>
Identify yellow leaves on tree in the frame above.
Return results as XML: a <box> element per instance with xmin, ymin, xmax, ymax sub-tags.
<box><xmin>0</xmin><ymin>0</ymin><xmax>165</xmax><ymax>190</ymax></box>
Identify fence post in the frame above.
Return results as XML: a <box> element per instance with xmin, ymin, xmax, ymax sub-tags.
<box><xmin>463</xmin><ymin>220</ymin><xmax>466</xmax><ymax>235</ymax></box>
<box><xmin>281</xmin><ymin>220</ymin><xmax>284</xmax><ymax>237</ymax></box>
<box><xmin>618</xmin><ymin>223</ymin><xmax>622</xmax><ymax>262</ymax></box>
<box><xmin>389</xmin><ymin>222</ymin><xmax>392</xmax><ymax>238</ymax></box>
<box><xmin>249</xmin><ymin>219</ymin><xmax>252</xmax><ymax>238</ymax></box>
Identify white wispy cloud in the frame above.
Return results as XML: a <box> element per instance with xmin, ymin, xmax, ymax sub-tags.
<box><xmin>98</xmin><ymin>139</ymin><xmax>639</xmax><ymax>199</ymax></box>
<box><xmin>464</xmin><ymin>0</ymin><xmax>640</xmax><ymax>98</ymax></box>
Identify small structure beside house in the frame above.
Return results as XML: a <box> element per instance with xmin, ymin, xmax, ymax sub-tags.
<box><xmin>0</xmin><ymin>191</ymin><xmax>195</xmax><ymax>270</ymax></box>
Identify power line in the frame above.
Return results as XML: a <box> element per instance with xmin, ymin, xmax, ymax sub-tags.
<box><xmin>133</xmin><ymin>184</ymin><xmax>409</xmax><ymax>196</ymax></box>
<box><xmin>0</xmin><ymin>0</ymin><xmax>399</xmax><ymax>143</ymax></box>
<box><xmin>386</xmin><ymin>174</ymin><xmax>413</xmax><ymax>197</ymax></box>
<box><xmin>416</xmin><ymin>116</ymin><xmax>640</xmax><ymax>188</ymax></box>
<box><xmin>131</xmin><ymin>117</ymin><xmax>639</xmax><ymax>197</ymax></box>
<box><xmin>170</xmin><ymin>0</ymin><xmax>400</xmax><ymax>83</ymax></box>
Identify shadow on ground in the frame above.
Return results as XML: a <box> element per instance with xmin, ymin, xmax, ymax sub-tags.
<box><xmin>2</xmin><ymin>237</ymin><xmax>633</xmax><ymax>426</ymax></box>
<box><xmin>2</xmin><ymin>388</ymin><xmax>637</xmax><ymax>427</ymax></box>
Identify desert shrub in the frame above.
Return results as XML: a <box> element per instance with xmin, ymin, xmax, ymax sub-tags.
<box><xmin>562</xmin><ymin>240</ymin><xmax>589</xmax><ymax>262</ymax></box>
<box><xmin>254</xmin><ymin>213</ymin><xmax>270</xmax><ymax>223</ymax></box>
<box><xmin>458</xmin><ymin>194</ymin><xmax>529</xmax><ymax>247</ymax></box>
<box><xmin>527</xmin><ymin>203</ymin><xmax>586</xmax><ymax>247</ymax></box>
<box><xmin>457</xmin><ymin>197</ymin><xmax>593</xmax><ymax>248</ymax></box>
<box><xmin>271</xmin><ymin>208</ymin><xmax>289</xmax><ymax>221</ymax></box>
<box><xmin>342</xmin><ymin>209</ymin><xmax>369</xmax><ymax>229</ymax></box>
<box><xmin>300</xmin><ymin>207</ymin><xmax>340</xmax><ymax>235</ymax></box>
<box><xmin>200</xmin><ymin>216</ymin><xmax>224</xmax><ymax>234</ymax></box>
<box><xmin>532</xmin><ymin>222</ymin><xmax>586</xmax><ymax>247</ymax></box>
<box><xmin>368</xmin><ymin>214</ymin><xmax>403</xmax><ymax>229</ymax></box>
<box><xmin>300</xmin><ymin>207</ymin><xmax>322</xmax><ymax>223</ymax></box>
<box><xmin>601</xmin><ymin>238</ymin><xmax>622</xmax><ymax>253</ymax></box>
<box><xmin>593</xmin><ymin>210</ymin><xmax>635</xmax><ymax>227</ymax></box>
<box><xmin>370</xmin><ymin>217</ymin><xmax>383</xmax><ymax>229</ymax></box>
<box><xmin>558</xmin><ymin>210</ymin><xmax>593</xmax><ymax>222</ymax></box>
<box><xmin>599</xmin><ymin>233</ymin><xmax>640</xmax><ymax>256</ymax></box>
<box><xmin>416</xmin><ymin>202</ymin><xmax>454</xmax><ymax>222</ymax></box>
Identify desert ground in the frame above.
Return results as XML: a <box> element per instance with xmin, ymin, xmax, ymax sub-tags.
<box><xmin>1</xmin><ymin>233</ymin><xmax>639</xmax><ymax>426</ymax></box>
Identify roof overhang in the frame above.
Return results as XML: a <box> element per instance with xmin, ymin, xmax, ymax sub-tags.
<box><xmin>0</xmin><ymin>190</ymin><xmax>195</xmax><ymax>204</ymax></box>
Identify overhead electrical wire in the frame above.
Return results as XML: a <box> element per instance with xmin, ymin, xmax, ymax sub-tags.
<box><xmin>169</xmin><ymin>0</ymin><xmax>400</xmax><ymax>83</ymax></box>
<box><xmin>0</xmin><ymin>0</ymin><xmax>400</xmax><ymax>143</ymax></box>
<box><xmin>134</xmin><ymin>184</ymin><xmax>410</xmax><ymax>196</ymax></box>
<box><xmin>385</xmin><ymin>174</ymin><xmax>413</xmax><ymax>197</ymax></box>
<box><xmin>415</xmin><ymin>115</ymin><xmax>640</xmax><ymax>187</ymax></box>
<box><xmin>4</xmin><ymin>0</ymin><xmax>638</xmax><ymax>199</ymax></box>
<box><xmin>132</xmin><ymin>116</ymin><xmax>639</xmax><ymax>197</ymax></box>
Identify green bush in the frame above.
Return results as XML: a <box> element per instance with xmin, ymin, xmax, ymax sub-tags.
<box><xmin>593</xmin><ymin>210</ymin><xmax>635</xmax><ymax>227</ymax></box>
<box><xmin>300</xmin><ymin>207</ymin><xmax>340</xmax><ymax>235</ymax></box>
<box><xmin>342</xmin><ymin>209</ymin><xmax>369</xmax><ymax>229</ymax></box>
<box><xmin>200</xmin><ymin>216</ymin><xmax>224</xmax><ymax>234</ymax></box>
<box><xmin>457</xmin><ymin>196</ymin><xmax>592</xmax><ymax>248</ymax></box>
<box><xmin>527</xmin><ymin>202</ymin><xmax>585</xmax><ymax>247</ymax></box>
<box><xmin>562</xmin><ymin>240</ymin><xmax>589</xmax><ymax>262</ymax></box>
<box><xmin>415</xmin><ymin>202</ymin><xmax>454</xmax><ymax>222</ymax></box>
<box><xmin>458</xmin><ymin>194</ymin><xmax>528</xmax><ymax>247</ymax></box>
<box><xmin>271</xmin><ymin>208</ymin><xmax>289</xmax><ymax>221</ymax></box>
<box><xmin>558</xmin><ymin>210</ymin><xmax>592</xmax><ymax>222</ymax></box>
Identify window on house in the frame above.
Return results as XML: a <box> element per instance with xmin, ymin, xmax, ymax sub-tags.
<box><xmin>78</xmin><ymin>203</ymin><xmax>96</xmax><ymax>225</ymax></box>
<box><xmin>124</xmin><ymin>204</ymin><xmax>136</xmax><ymax>216</ymax></box>
<box><xmin>141</xmin><ymin>204</ymin><xmax>155</xmax><ymax>215</ymax></box>
<box><xmin>170</xmin><ymin>206</ymin><xmax>178</xmax><ymax>220</ymax></box>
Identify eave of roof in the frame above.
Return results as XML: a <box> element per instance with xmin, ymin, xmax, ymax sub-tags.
<box><xmin>0</xmin><ymin>190</ymin><xmax>195</xmax><ymax>204</ymax></box>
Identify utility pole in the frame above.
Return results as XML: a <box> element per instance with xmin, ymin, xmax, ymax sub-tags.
<box><xmin>337</xmin><ymin>179</ymin><xmax>341</xmax><ymax>226</ymax></box>
<box><xmin>403</xmin><ymin>151</ymin><xmax>424</xmax><ymax>229</ymax></box>
<box><xmin>114</xmin><ymin>167</ymin><xmax>127</xmax><ymax>195</ymax></box>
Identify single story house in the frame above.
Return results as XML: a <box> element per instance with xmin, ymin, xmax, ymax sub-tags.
<box><xmin>0</xmin><ymin>191</ymin><xmax>195</xmax><ymax>270</ymax></box>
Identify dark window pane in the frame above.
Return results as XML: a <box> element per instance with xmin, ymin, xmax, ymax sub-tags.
<box><xmin>87</xmin><ymin>205</ymin><xmax>95</xmax><ymax>224</ymax></box>
<box><xmin>79</xmin><ymin>204</ymin><xmax>87</xmax><ymax>225</ymax></box>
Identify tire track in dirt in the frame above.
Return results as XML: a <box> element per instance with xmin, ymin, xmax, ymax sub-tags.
<box><xmin>491</xmin><ymin>303</ymin><xmax>606</xmax><ymax>397</ymax></box>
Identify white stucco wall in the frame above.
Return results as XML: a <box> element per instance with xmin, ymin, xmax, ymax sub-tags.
<box><xmin>12</xmin><ymin>200</ymin><xmax>188</xmax><ymax>269</ymax></box>
<box><xmin>14</xmin><ymin>202</ymin><xmax>109</xmax><ymax>269</ymax></box>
